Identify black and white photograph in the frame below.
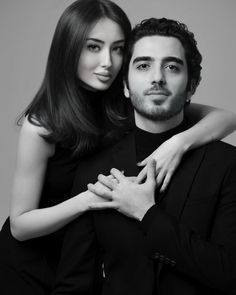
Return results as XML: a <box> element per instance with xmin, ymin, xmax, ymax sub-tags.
<box><xmin>0</xmin><ymin>0</ymin><xmax>236</xmax><ymax>294</ymax></box>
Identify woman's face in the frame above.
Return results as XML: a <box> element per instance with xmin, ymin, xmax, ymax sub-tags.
<box><xmin>77</xmin><ymin>17</ymin><xmax>125</xmax><ymax>91</ymax></box>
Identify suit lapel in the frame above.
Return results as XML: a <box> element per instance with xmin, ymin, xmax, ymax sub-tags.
<box><xmin>156</xmin><ymin>146</ymin><xmax>207</xmax><ymax>283</ymax></box>
<box><xmin>163</xmin><ymin>146</ymin><xmax>206</xmax><ymax>219</ymax></box>
<box><xmin>111</xmin><ymin>131</ymin><xmax>139</xmax><ymax>177</ymax></box>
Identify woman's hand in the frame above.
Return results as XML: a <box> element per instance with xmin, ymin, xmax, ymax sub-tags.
<box><xmin>136</xmin><ymin>134</ymin><xmax>189</xmax><ymax>192</ymax></box>
<box><xmin>87</xmin><ymin>160</ymin><xmax>157</xmax><ymax>220</ymax></box>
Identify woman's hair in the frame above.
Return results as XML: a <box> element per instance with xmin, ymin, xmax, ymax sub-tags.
<box><xmin>21</xmin><ymin>0</ymin><xmax>131</xmax><ymax>155</ymax></box>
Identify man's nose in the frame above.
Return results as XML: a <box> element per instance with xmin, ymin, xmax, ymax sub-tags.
<box><xmin>100</xmin><ymin>49</ymin><xmax>112</xmax><ymax>68</ymax></box>
<box><xmin>151</xmin><ymin>67</ymin><xmax>166</xmax><ymax>85</ymax></box>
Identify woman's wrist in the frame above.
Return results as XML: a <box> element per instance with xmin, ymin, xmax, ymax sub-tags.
<box><xmin>171</xmin><ymin>132</ymin><xmax>192</xmax><ymax>154</ymax></box>
<box><xmin>76</xmin><ymin>191</ymin><xmax>92</xmax><ymax>212</ymax></box>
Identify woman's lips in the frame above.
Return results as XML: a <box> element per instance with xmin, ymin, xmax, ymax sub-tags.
<box><xmin>95</xmin><ymin>72</ymin><xmax>112</xmax><ymax>82</ymax></box>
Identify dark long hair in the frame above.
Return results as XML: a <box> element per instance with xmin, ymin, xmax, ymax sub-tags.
<box><xmin>21</xmin><ymin>0</ymin><xmax>131</xmax><ymax>155</ymax></box>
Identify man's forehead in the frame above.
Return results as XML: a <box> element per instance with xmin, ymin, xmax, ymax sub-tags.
<box><xmin>131</xmin><ymin>35</ymin><xmax>186</xmax><ymax>62</ymax></box>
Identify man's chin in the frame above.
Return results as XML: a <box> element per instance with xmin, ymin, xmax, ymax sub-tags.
<box><xmin>136</xmin><ymin>107</ymin><xmax>183</xmax><ymax>121</ymax></box>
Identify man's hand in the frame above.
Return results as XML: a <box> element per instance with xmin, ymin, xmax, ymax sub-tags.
<box><xmin>87</xmin><ymin>160</ymin><xmax>157</xmax><ymax>221</ymax></box>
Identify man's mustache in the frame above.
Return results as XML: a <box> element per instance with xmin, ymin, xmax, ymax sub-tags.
<box><xmin>144</xmin><ymin>85</ymin><xmax>171</xmax><ymax>96</ymax></box>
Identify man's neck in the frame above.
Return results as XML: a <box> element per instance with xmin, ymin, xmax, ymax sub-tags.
<box><xmin>134</xmin><ymin>111</ymin><xmax>184</xmax><ymax>134</ymax></box>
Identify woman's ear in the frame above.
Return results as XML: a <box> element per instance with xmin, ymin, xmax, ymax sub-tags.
<box><xmin>123</xmin><ymin>82</ymin><xmax>130</xmax><ymax>98</ymax></box>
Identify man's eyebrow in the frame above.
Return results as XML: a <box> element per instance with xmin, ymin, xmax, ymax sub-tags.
<box><xmin>131</xmin><ymin>56</ymin><xmax>184</xmax><ymax>66</ymax></box>
<box><xmin>132</xmin><ymin>56</ymin><xmax>153</xmax><ymax>64</ymax></box>
<box><xmin>164</xmin><ymin>56</ymin><xmax>184</xmax><ymax>65</ymax></box>
<box><xmin>86</xmin><ymin>38</ymin><xmax>125</xmax><ymax>44</ymax></box>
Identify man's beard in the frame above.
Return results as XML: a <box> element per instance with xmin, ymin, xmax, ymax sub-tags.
<box><xmin>130</xmin><ymin>91</ymin><xmax>187</xmax><ymax>121</ymax></box>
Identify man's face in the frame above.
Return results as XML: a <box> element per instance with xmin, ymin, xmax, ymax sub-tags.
<box><xmin>127</xmin><ymin>35</ymin><xmax>189</xmax><ymax>121</ymax></box>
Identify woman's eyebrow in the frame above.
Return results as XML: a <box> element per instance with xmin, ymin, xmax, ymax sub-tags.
<box><xmin>86</xmin><ymin>38</ymin><xmax>125</xmax><ymax>44</ymax></box>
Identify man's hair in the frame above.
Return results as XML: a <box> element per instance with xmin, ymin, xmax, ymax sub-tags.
<box><xmin>123</xmin><ymin>17</ymin><xmax>202</xmax><ymax>95</ymax></box>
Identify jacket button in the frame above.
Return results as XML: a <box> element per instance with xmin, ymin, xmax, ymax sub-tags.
<box><xmin>165</xmin><ymin>258</ymin><xmax>171</xmax><ymax>265</ymax></box>
<box><xmin>159</xmin><ymin>255</ymin><xmax>165</xmax><ymax>262</ymax></box>
<box><xmin>153</xmin><ymin>252</ymin><xmax>160</xmax><ymax>259</ymax></box>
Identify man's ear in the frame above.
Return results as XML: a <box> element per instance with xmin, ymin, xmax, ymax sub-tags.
<box><xmin>186</xmin><ymin>91</ymin><xmax>192</xmax><ymax>103</ymax></box>
<box><xmin>188</xmin><ymin>79</ymin><xmax>200</xmax><ymax>96</ymax></box>
<box><xmin>185</xmin><ymin>80</ymin><xmax>194</xmax><ymax>105</ymax></box>
<box><xmin>123</xmin><ymin>82</ymin><xmax>130</xmax><ymax>98</ymax></box>
<box><xmin>186</xmin><ymin>80</ymin><xmax>196</xmax><ymax>103</ymax></box>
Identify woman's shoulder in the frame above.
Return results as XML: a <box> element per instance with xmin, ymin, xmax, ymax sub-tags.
<box><xmin>21</xmin><ymin>115</ymin><xmax>49</xmax><ymax>135</ymax></box>
<box><xmin>19</xmin><ymin>116</ymin><xmax>55</xmax><ymax>158</ymax></box>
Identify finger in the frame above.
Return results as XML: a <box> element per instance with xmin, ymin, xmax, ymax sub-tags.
<box><xmin>137</xmin><ymin>156</ymin><xmax>150</xmax><ymax>167</ymax></box>
<box><xmin>156</xmin><ymin>169</ymin><xmax>166</xmax><ymax>187</ymax></box>
<box><xmin>160</xmin><ymin>173</ymin><xmax>172</xmax><ymax>192</ymax></box>
<box><xmin>88</xmin><ymin>202</ymin><xmax>117</xmax><ymax>210</ymax></box>
<box><xmin>110</xmin><ymin>168</ymin><xmax>126</xmax><ymax>182</ymax></box>
<box><xmin>107</xmin><ymin>175</ymin><xmax>117</xmax><ymax>181</ymax></box>
<box><xmin>146</xmin><ymin>159</ymin><xmax>156</xmax><ymax>184</ymax></box>
<box><xmin>87</xmin><ymin>183</ymin><xmax>112</xmax><ymax>200</ymax></box>
<box><xmin>135</xmin><ymin>166</ymin><xmax>147</xmax><ymax>183</ymax></box>
<box><xmin>97</xmin><ymin>174</ymin><xmax>117</xmax><ymax>190</ymax></box>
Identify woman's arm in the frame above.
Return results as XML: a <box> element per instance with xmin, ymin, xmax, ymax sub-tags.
<box><xmin>136</xmin><ymin>103</ymin><xmax>236</xmax><ymax>190</ymax></box>
<box><xmin>183</xmin><ymin>102</ymin><xmax>236</xmax><ymax>148</ymax></box>
<box><xmin>10</xmin><ymin>118</ymin><xmax>102</xmax><ymax>241</ymax></box>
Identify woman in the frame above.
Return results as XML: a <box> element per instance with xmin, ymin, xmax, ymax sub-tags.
<box><xmin>0</xmin><ymin>0</ymin><xmax>235</xmax><ymax>294</ymax></box>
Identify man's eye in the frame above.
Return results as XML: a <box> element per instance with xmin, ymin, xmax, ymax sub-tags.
<box><xmin>166</xmin><ymin>64</ymin><xmax>180</xmax><ymax>72</ymax></box>
<box><xmin>137</xmin><ymin>63</ymin><xmax>150</xmax><ymax>71</ymax></box>
<box><xmin>87</xmin><ymin>44</ymin><xmax>100</xmax><ymax>52</ymax></box>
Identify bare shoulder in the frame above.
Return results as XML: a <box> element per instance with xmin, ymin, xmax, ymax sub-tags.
<box><xmin>19</xmin><ymin>116</ymin><xmax>55</xmax><ymax>159</ymax></box>
<box><xmin>21</xmin><ymin>115</ymin><xmax>50</xmax><ymax>136</ymax></box>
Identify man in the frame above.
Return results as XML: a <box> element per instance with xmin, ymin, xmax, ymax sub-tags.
<box><xmin>52</xmin><ymin>18</ymin><xmax>236</xmax><ymax>294</ymax></box>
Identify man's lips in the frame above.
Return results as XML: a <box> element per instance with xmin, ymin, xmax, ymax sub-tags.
<box><xmin>146</xmin><ymin>90</ymin><xmax>169</xmax><ymax>96</ymax></box>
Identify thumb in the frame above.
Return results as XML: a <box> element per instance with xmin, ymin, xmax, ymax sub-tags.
<box><xmin>135</xmin><ymin>166</ymin><xmax>147</xmax><ymax>183</ymax></box>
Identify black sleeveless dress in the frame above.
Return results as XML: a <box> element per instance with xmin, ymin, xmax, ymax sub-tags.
<box><xmin>0</xmin><ymin>144</ymin><xmax>80</xmax><ymax>294</ymax></box>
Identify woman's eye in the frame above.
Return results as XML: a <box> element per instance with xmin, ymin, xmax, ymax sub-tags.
<box><xmin>113</xmin><ymin>46</ymin><xmax>124</xmax><ymax>55</ymax></box>
<box><xmin>137</xmin><ymin>63</ymin><xmax>150</xmax><ymax>71</ymax></box>
<box><xmin>87</xmin><ymin>44</ymin><xmax>100</xmax><ymax>52</ymax></box>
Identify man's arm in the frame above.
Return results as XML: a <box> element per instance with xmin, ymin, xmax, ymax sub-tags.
<box><xmin>88</xmin><ymin>158</ymin><xmax>236</xmax><ymax>293</ymax></box>
<box><xmin>140</xmin><ymin>157</ymin><xmax>236</xmax><ymax>292</ymax></box>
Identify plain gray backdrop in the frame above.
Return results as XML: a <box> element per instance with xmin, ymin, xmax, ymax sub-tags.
<box><xmin>0</xmin><ymin>0</ymin><xmax>236</xmax><ymax>226</ymax></box>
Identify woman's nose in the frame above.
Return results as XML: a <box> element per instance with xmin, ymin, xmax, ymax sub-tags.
<box><xmin>100</xmin><ymin>49</ymin><xmax>112</xmax><ymax>68</ymax></box>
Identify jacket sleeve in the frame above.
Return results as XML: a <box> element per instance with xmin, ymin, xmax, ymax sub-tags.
<box><xmin>141</xmin><ymin>159</ymin><xmax>236</xmax><ymax>293</ymax></box>
<box><xmin>51</xmin><ymin>212</ymin><xmax>102</xmax><ymax>295</ymax></box>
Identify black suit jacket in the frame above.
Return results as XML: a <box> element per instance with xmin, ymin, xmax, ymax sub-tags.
<box><xmin>52</xmin><ymin>131</ymin><xmax>236</xmax><ymax>295</ymax></box>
